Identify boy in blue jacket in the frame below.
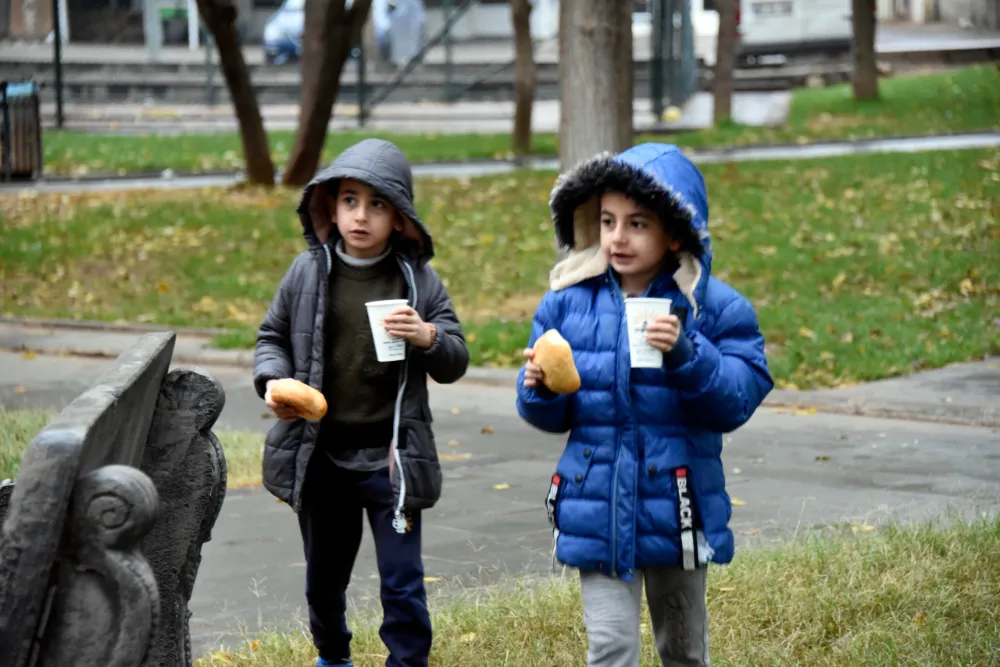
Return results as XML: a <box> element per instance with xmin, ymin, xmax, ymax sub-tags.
<box><xmin>517</xmin><ymin>144</ymin><xmax>773</xmax><ymax>667</ymax></box>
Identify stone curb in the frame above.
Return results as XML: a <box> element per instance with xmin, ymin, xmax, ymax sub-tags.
<box><xmin>2</xmin><ymin>318</ymin><xmax>996</xmax><ymax>428</ymax></box>
<box><xmin>0</xmin><ymin>315</ymin><xmax>228</xmax><ymax>337</ymax></box>
<box><xmin>6</xmin><ymin>337</ymin><xmax>996</xmax><ymax>429</ymax></box>
<box><xmin>17</xmin><ymin>131</ymin><xmax>1000</xmax><ymax>186</ymax></box>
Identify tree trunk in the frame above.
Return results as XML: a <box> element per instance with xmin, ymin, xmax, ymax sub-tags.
<box><xmin>712</xmin><ymin>0</ymin><xmax>738</xmax><ymax>125</ymax></box>
<box><xmin>195</xmin><ymin>0</ymin><xmax>275</xmax><ymax>185</ymax></box>
<box><xmin>851</xmin><ymin>0</ymin><xmax>879</xmax><ymax>101</ymax></box>
<box><xmin>558</xmin><ymin>0</ymin><xmax>633</xmax><ymax>170</ymax></box>
<box><xmin>510</xmin><ymin>0</ymin><xmax>536</xmax><ymax>162</ymax></box>
<box><xmin>281</xmin><ymin>0</ymin><xmax>373</xmax><ymax>186</ymax></box>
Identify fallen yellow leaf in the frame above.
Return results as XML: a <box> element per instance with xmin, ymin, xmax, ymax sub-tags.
<box><xmin>448</xmin><ymin>439</ymin><xmax>459</xmax><ymax>447</ymax></box>
<box><xmin>439</xmin><ymin>452</ymin><xmax>472</xmax><ymax>462</ymax></box>
<box><xmin>20</xmin><ymin>350</ymin><xmax>37</xmax><ymax>360</ymax></box>
<box><xmin>461</xmin><ymin>632</ymin><xmax>477</xmax><ymax>642</ymax></box>
<box><xmin>14</xmin><ymin>386</ymin><xmax>27</xmax><ymax>394</ymax></box>
<box><xmin>718</xmin><ymin>586</ymin><xmax>736</xmax><ymax>592</ymax></box>
<box><xmin>481</xmin><ymin>425</ymin><xmax>496</xmax><ymax>434</ymax></box>
<box><xmin>731</xmin><ymin>497</ymin><xmax>746</xmax><ymax>506</ymax></box>
<box><xmin>424</xmin><ymin>576</ymin><xmax>441</xmax><ymax>583</ymax></box>
<box><xmin>493</xmin><ymin>483</ymin><xmax>511</xmax><ymax>491</ymax></box>
<box><xmin>450</xmin><ymin>407</ymin><xmax>461</xmax><ymax>415</ymax></box>
<box><xmin>815</xmin><ymin>455</ymin><xmax>830</xmax><ymax>461</ymax></box>
<box><xmin>793</xmin><ymin>407</ymin><xmax>818</xmax><ymax>416</ymax></box>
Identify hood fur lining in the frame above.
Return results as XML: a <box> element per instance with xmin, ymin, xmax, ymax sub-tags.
<box><xmin>550</xmin><ymin>249</ymin><xmax>702</xmax><ymax>314</ymax></box>
<box><xmin>549</xmin><ymin>153</ymin><xmax>703</xmax><ymax>257</ymax></box>
<box><xmin>547</xmin><ymin>151</ymin><xmax>706</xmax><ymax>312</ymax></box>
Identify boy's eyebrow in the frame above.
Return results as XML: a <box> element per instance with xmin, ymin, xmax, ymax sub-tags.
<box><xmin>600</xmin><ymin>208</ymin><xmax>651</xmax><ymax>219</ymax></box>
<box><xmin>339</xmin><ymin>186</ymin><xmax>388</xmax><ymax>200</ymax></box>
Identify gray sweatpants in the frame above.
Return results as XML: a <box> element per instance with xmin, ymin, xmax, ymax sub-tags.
<box><xmin>580</xmin><ymin>568</ymin><xmax>709</xmax><ymax>667</ymax></box>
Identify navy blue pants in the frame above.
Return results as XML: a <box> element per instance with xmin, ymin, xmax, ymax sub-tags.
<box><xmin>298</xmin><ymin>455</ymin><xmax>431</xmax><ymax>666</ymax></box>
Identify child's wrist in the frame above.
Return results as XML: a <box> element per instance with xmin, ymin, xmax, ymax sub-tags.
<box><xmin>416</xmin><ymin>322</ymin><xmax>437</xmax><ymax>349</ymax></box>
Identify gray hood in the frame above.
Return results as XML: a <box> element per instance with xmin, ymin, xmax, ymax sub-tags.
<box><xmin>297</xmin><ymin>138</ymin><xmax>435</xmax><ymax>264</ymax></box>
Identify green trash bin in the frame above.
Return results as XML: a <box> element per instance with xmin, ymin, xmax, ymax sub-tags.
<box><xmin>0</xmin><ymin>80</ymin><xmax>43</xmax><ymax>181</ymax></box>
<box><xmin>160</xmin><ymin>5</ymin><xmax>189</xmax><ymax>45</ymax></box>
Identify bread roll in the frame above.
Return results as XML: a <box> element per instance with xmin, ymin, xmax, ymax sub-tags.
<box><xmin>269</xmin><ymin>379</ymin><xmax>328</xmax><ymax>422</ymax></box>
<box><xmin>534</xmin><ymin>329</ymin><xmax>581</xmax><ymax>394</ymax></box>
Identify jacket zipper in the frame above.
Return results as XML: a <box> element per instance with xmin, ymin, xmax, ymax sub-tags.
<box><xmin>392</xmin><ymin>257</ymin><xmax>419</xmax><ymax>526</ymax></box>
<box><xmin>606</xmin><ymin>271</ymin><xmax>700</xmax><ymax>575</ymax></box>
<box><xmin>609</xmin><ymin>273</ymin><xmax>626</xmax><ymax>578</ymax></box>
<box><xmin>295</xmin><ymin>243</ymin><xmax>335</xmax><ymax>513</ymax></box>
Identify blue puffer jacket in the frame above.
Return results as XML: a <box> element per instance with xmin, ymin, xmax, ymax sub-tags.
<box><xmin>517</xmin><ymin>144</ymin><xmax>773</xmax><ymax>581</ymax></box>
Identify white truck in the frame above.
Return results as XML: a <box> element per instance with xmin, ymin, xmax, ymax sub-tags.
<box><xmin>636</xmin><ymin>0</ymin><xmax>858</xmax><ymax>66</ymax></box>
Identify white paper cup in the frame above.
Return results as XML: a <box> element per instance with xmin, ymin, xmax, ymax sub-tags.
<box><xmin>365</xmin><ymin>299</ymin><xmax>410</xmax><ymax>363</ymax></box>
<box><xmin>624</xmin><ymin>297</ymin><xmax>673</xmax><ymax>369</ymax></box>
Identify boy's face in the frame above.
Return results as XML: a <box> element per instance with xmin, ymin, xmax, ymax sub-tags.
<box><xmin>599</xmin><ymin>191</ymin><xmax>680</xmax><ymax>286</ymax></box>
<box><xmin>330</xmin><ymin>178</ymin><xmax>403</xmax><ymax>259</ymax></box>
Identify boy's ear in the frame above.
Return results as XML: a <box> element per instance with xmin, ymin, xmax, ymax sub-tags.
<box><xmin>393</xmin><ymin>213</ymin><xmax>405</xmax><ymax>232</ymax></box>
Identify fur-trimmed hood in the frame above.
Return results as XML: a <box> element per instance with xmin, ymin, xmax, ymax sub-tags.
<box><xmin>547</xmin><ymin>143</ymin><xmax>713</xmax><ymax>315</ymax></box>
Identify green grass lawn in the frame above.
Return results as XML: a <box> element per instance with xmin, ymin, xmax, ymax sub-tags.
<box><xmin>3</xmin><ymin>149</ymin><xmax>998</xmax><ymax>389</ymax></box>
<box><xmin>41</xmin><ymin>65</ymin><xmax>999</xmax><ymax>176</ymax></box>
<box><xmin>195</xmin><ymin>517</ymin><xmax>999</xmax><ymax>666</ymax></box>
<box><xmin>0</xmin><ymin>407</ymin><xmax>263</xmax><ymax>487</ymax></box>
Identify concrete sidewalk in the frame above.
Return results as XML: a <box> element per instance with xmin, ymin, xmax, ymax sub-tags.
<box><xmin>39</xmin><ymin>91</ymin><xmax>792</xmax><ymax>134</ymax></box>
<box><xmin>3</xmin><ymin>132</ymin><xmax>998</xmax><ymax>196</ymax></box>
<box><xmin>1</xmin><ymin>347</ymin><xmax>997</xmax><ymax>656</ymax></box>
<box><xmin>4</xmin><ymin>21</ymin><xmax>997</xmax><ymax>67</ymax></box>
<box><xmin>1</xmin><ymin>318</ymin><xmax>997</xmax><ymax>427</ymax></box>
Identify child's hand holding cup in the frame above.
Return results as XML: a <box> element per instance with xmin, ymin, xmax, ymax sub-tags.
<box><xmin>365</xmin><ymin>299</ymin><xmax>410</xmax><ymax>362</ymax></box>
<box><xmin>645</xmin><ymin>315</ymin><xmax>682</xmax><ymax>353</ymax></box>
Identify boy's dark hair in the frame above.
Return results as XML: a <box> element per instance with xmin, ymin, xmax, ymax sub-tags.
<box><xmin>550</xmin><ymin>155</ymin><xmax>704</xmax><ymax>257</ymax></box>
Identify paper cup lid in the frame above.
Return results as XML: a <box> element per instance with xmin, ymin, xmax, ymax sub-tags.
<box><xmin>365</xmin><ymin>299</ymin><xmax>409</xmax><ymax>308</ymax></box>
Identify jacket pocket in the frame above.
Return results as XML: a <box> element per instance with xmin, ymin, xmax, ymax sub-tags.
<box><xmin>556</xmin><ymin>442</ymin><xmax>597</xmax><ymax>487</ymax></box>
<box><xmin>393</xmin><ymin>417</ymin><xmax>443</xmax><ymax>511</ymax></box>
<box><xmin>262</xmin><ymin>420</ymin><xmax>303</xmax><ymax>503</ymax></box>
<box><xmin>553</xmin><ymin>442</ymin><xmax>598</xmax><ymax>520</ymax></box>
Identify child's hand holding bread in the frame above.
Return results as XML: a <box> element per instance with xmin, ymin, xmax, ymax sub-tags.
<box><xmin>522</xmin><ymin>329</ymin><xmax>581</xmax><ymax>395</ymax></box>
<box><xmin>265</xmin><ymin>379</ymin><xmax>328</xmax><ymax>422</ymax></box>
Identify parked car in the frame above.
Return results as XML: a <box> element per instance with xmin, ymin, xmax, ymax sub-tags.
<box><xmin>736</xmin><ymin>0</ymin><xmax>856</xmax><ymax>64</ymax></box>
<box><xmin>262</xmin><ymin>0</ymin><xmax>304</xmax><ymax>65</ymax></box>
<box><xmin>695</xmin><ymin>0</ymin><xmax>871</xmax><ymax>66</ymax></box>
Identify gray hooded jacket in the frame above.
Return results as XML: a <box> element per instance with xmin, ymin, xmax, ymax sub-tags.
<box><xmin>253</xmin><ymin>139</ymin><xmax>469</xmax><ymax>515</ymax></box>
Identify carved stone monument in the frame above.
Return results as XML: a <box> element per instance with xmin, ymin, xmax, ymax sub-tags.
<box><xmin>0</xmin><ymin>332</ymin><xmax>227</xmax><ymax>667</ymax></box>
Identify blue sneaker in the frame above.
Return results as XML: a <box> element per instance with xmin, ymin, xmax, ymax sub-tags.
<box><xmin>316</xmin><ymin>659</ymin><xmax>352</xmax><ymax>667</ymax></box>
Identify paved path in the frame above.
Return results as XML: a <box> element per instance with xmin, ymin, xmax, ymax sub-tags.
<box><xmin>1</xmin><ymin>346</ymin><xmax>998</xmax><ymax>655</ymax></box>
<box><xmin>3</xmin><ymin>132</ymin><xmax>998</xmax><ymax>197</ymax></box>
<box><xmin>5</xmin><ymin>21</ymin><xmax>995</xmax><ymax>68</ymax></box>
<box><xmin>38</xmin><ymin>91</ymin><xmax>792</xmax><ymax>134</ymax></box>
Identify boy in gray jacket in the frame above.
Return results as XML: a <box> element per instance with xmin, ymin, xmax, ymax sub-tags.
<box><xmin>254</xmin><ymin>139</ymin><xmax>469</xmax><ymax>667</ymax></box>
